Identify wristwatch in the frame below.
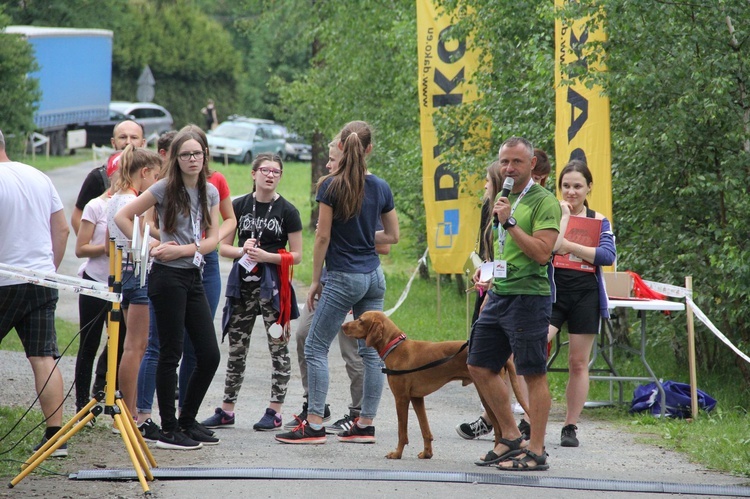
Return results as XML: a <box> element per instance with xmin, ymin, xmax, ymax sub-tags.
<box><xmin>502</xmin><ymin>217</ymin><xmax>517</xmax><ymax>230</ymax></box>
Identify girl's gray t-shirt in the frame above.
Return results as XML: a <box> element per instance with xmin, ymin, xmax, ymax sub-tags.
<box><xmin>148</xmin><ymin>178</ymin><xmax>219</xmax><ymax>269</ymax></box>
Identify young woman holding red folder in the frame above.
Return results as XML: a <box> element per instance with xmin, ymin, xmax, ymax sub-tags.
<box><xmin>550</xmin><ymin>159</ymin><xmax>616</xmax><ymax>447</ymax></box>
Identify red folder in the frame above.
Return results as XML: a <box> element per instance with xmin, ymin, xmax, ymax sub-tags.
<box><xmin>552</xmin><ymin>215</ymin><xmax>601</xmax><ymax>273</ymax></box>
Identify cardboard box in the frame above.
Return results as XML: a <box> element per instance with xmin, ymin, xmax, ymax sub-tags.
<box><xmin>603</xmin><ymin>271</ymin><xmax>633</xmax><ymax>298</ymax></box>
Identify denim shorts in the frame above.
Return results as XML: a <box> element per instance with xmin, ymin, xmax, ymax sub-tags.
<box><xmin>121</xmin><ymin>267</ymin><xmax>149</xmax><ymax>308</ymax></box>
<box><xmin>467</xmin><ymin>292</ymin><xmax>551</xmax><ymax>376</ymax></box>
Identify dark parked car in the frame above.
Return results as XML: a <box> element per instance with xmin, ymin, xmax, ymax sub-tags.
<box><xmin>82</xmin><ymin>109</ymin><xmax>132</xmax><ymax>147</ymax></box>
<box><xmin>284</xmin><ymin>132</ymin><xmax>312</xmax><ymax>161</ymax></box>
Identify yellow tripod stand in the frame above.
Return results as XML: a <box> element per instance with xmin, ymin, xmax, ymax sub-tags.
<box><xmin>10</xmin><ymin>241</ymin><xmax>158</xmax><ymax>494</ymax></box>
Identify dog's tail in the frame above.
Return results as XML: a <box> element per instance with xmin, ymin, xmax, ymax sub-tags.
<box><xmin>506</xmin><ymin>361</ymin><xmax>531</xmax><ymax>417</ymax></box>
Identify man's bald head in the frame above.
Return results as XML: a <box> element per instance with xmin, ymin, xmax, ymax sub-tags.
<box><xmin>111</xmin><ymin>120</ymin><xmax>145</xmax><ymax>150</ymax></box>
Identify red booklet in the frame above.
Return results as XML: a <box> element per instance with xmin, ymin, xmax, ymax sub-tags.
<box><xmin>552</xmin><ymin>215</ymin><xmax>602</xmax><ymax>273</ymax></box>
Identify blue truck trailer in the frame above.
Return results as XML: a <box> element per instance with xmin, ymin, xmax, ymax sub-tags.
<box><xmin>5</xmin><ymin>26</ymin><xmax>113</xmax><ymax>155</ymax></box>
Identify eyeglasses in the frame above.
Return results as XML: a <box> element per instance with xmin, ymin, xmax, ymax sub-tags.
<box><xmin>258</xmin><ymin>167</ymin><xmax>282</xmax><ymax>177</ymax></box>
<box><xmin>177</xmin><ymin>151</ymin><xmax>204</xmax><ymax>161</ymax></box>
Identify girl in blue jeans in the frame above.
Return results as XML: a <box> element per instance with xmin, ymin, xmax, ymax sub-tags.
<box><xmin>276</xmin><ymin>120</ymin><xmax>399</xmax><ymax>444</ymax></box>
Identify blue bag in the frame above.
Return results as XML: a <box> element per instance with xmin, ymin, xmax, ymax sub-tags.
<box><xmin>630</xmin><ymin>380</ymin><xmax>717</xmax><ymax>418</ymax></box>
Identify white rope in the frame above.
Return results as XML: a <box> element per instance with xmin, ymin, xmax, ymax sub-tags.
<box><xmin>643</xmin><ymin>277</ymin><xmax>748</xmax><ymax>364</ymax></box>
<box><xmin>383</xmin><ymin>248</ymin><xmax>428</xmax><ymax>317</ymax></box>
<box><xmin>686</xmin><ymin>296</ymin><xmax>750</xmax><ymax>365</ymax></box>
<box><xmin>0</xmin><ymin>264</ymin><xmax>120</xmax><ymax>303</ymax></box>
<box><xmin>643</xmin><ymin>279</ymin><xmax>693</xmax><ymax>299</ymax></box>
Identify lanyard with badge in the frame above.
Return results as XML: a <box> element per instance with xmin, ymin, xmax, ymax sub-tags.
<box><xmin>239</xmin><ymin>192</ymin><xmax>276</xmax><ymax>273</ymax></box>
<box><xmin>493</xmin><ymin>178</ymin><xmax>535</xmax><ymax>279</ymax></box>
<box><xmin>190</xmin><ymin>208</ymin><xmax>204</xmax><ymax>269</ymax></box>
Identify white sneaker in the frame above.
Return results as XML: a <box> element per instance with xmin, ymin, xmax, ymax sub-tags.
<box><xmin>512</xmin><ymin>402</ymin><xmax>525</xmax><ymax>415</ymax></box>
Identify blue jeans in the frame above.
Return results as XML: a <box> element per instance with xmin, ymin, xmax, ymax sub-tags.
<box><xmin>179</xmin><ymin>250</ymin><xmax>221</xmax><ymax>406</ymax></box>
<box><xmin>304</xmin><ymin>266</ymin><xmax>386</xmax><ymax>420</ymax></box>
<box><xmin>136</xmin><ymin>303</ymin><xmax>159</xmax><ymax>414</ymax></box>
<box><xmin>137</xmin><ymin>250</ymin><xmax>221</xmax><ymax>414</ymax></box>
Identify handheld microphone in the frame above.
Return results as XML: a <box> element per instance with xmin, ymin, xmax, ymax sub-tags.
<box><xmin>493</xmin><ymin>177</ymin><xmax>515</xmax><ymax>227</ymax></box>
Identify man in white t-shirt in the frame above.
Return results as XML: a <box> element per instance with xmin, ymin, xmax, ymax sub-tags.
<box><xmin>0</xmin><ymin>130</ymin><xmax>70</xmax><ymax>457</ymax></box>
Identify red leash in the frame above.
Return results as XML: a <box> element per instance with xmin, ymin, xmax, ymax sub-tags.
<box><xmin>276</xmin><ymin>250</ymin><xmax>294</xmax><ymax>328</ymax></box>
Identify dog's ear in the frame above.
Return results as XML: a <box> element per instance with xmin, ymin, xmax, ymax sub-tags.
<box><xmin>365</xmin><ymin>317</ymin><xmax>384</xmax><ymax>349</ymax></box>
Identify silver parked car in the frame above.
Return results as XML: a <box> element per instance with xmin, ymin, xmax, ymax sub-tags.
<box><xmin>109</xmin><ymin>101</ymin><xmax>173</xmax><ymax>138</ymax></box>
<box><xmin>207</xmin><ymin>118</ymin><xmax>286</xmax><ymax>164</ymax></box>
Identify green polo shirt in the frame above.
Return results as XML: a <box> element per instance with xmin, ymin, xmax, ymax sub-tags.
<box><xmin>492</xmin><ymin>183</ymin><xmax>561</xmax><ymax>296</ymax></box>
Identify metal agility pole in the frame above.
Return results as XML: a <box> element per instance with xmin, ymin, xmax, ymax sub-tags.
<box><xmin>9</xmin><ymin>239</ymin><xmax>158</xmax><ymax>495</ymax></box>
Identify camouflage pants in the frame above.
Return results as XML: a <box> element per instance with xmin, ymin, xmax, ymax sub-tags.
<box><xmin>222</xmin><ymin>281</ymin><xmax>290</xmax><ymax>405</ymax></box>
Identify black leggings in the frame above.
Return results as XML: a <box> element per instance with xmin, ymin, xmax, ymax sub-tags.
<box><xmin>75</xmin><ymin>272</ymin><xmax>109</xmax><ymax>409</ymax></box>
<box><xmin>148</xmin><ymin>264</ymin><xmax>220</xmax><ymax>432</ymax></box>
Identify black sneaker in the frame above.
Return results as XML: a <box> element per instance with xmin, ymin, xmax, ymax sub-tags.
<box><xmin>285</xmin><ymin>402</ymin><xmax>308</xmax><ymax>428</ymax></box>
<box><xmin>138</xmin><ymin>418</ymin><xmax>161</xmax><ymax>443</ymax></box>
<box><xmin>561</xmin><ymin>424</ymin><xmax>579</xmax><ymax>447</ymax></box>
<box><xmin>156</xmin><ymin>430</ymin><xmax>203</xmax><ymax>450</ymax></box>
<box><xmin>284</xmin><ymin>402</ymin><xmax>331</xmax><ymax>428</ymax></box>
<box><xmin>326</xmin><ymin>413</ymin><xmax>355</xmax><ymax>435</ymax></box>
<box><xmin>518</xmin><ymin>418</ymin><xmax>531</xmax><ymax>440</ymax></box>
<box><xmin>191</xmin><ymin>421</ymin><xmax>216</xmax><ymax>437</ymax></box>
<box><xmin>182</xmin><ymin>423</ymin><xmax>220</xmax><ymax>446</ymax></box>
<box><xmin>33</xmin><ymin>436</ymin><xmax>68</xmax><ymax>458</ymax></box>
<box><xmin>337</xmin><ymin>418</ymin><xmax>375</xmax><ymax>443</ymax></box>
<box><xmin>455</xmin><ymin>416</ymin><xmax>493</xmax><ymax>440</ymax></box>
<box><xmin>276</xmin><ymin>420</ymin><xmax>327</xmax><ymax>444</ymax></box>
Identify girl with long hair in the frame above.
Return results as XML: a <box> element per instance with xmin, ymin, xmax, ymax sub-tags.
<box><xmin>276</xmin><ymin>120</ymin><xmax>399</xmax><ymax>444</ymax></box>
<box><xmin>105</xmin><ymin>145</ymin><xmax>161</xmax><ymax>420</ymax></box>
<box><xmin>115</xmin><ymin>128</ymin><xmax>221</xmax><ymax>450</ymax></box>
<box><xmin>201</xmin><ymin>152</ymin><xmax>302</xmax><ymax>431</ymax></box>
<box><xmin>550</xmin><ymin>159</ymin><xmax>616</xmax><ymax>447</ymax></box>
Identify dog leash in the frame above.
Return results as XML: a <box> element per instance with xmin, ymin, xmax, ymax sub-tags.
<box><xmin>381</xmin><ymin>341</ymin><xmax>469</xmax><ymax>376</ymax></box>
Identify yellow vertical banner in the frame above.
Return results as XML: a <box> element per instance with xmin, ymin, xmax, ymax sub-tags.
<box><xmin>417</xmin><ymin>0</ymin><xmax>484</xmax><ymax>274</ymax></box>
<box><xmin>554</xmin><ymin>0</ymin><xmax>612</xmax><ymax>223</ymax></box>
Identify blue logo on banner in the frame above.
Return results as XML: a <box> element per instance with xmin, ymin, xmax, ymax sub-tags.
<box><xmin>435</xmin><ymin>209</ymin><xmax>459</xmax><ymax>248</ymax></box>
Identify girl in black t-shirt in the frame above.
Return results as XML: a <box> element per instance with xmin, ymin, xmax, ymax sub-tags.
<box><xmin>202</xmin><ymin>153</ymin><xmax>303</xmax><ymax>432</ymax></box>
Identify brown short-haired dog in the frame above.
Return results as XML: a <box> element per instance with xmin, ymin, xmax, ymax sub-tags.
<box><xmin>342</xmin><ymin>310</ymin><xmax>528</xmax><ymax>460</ymax></box>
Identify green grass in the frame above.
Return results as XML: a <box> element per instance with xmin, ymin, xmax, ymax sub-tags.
<box><xmin>22</xmin><ymin>149</ymin><xmax>94</xmax><ymax>172</ymax></box>
<box><xmin>0</xmin><ymin>406</ymin><xmax>54</xmax><ymax>478</ymax></box>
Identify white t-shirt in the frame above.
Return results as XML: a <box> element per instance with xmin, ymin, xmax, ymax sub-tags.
<box><xmin>79</xmin><ymin>196</ymin><xmax>110</xmax><ymax>282</ymax></box>
<box><xmin>0</xmin><ymin>162</ymin><xmax>64</xmax><ymax>287</ymax></box>
<box><xmin>106</xmin><ymin>191</ymin><xmax>137</xmax><ymax>259</ymax></box>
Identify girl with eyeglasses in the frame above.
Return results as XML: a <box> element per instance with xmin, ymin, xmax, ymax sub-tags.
<box><xmin>115</xmin><ymin>128</ymin><xmax>221</xmax><ymax>450</ymax></box>
<box><xmin>276</xmin><ymin>120</ymin><xmax>399</xmax><ymax>444</ymax></box>
<box><xmin>201</xmin><ymin>153</ymin><xmax>303</xmax><ymax>432</ymax></box>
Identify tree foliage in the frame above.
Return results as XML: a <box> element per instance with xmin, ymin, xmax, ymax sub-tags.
<box><xmin>110</xmin><ymin>0</ymin><xmax>241</xmax><ymax>129</ymax></box>
<box><xmin>435</xmin><ymin>0</ymin><xmax>750</xmax><ymax>384</ymax></box>
<box><xmin>274</xmin><ymin>0</ymin><xmax>424</xmax><ymax>244</ymax></box>
<box><xmin>223</xmin><ymin>0</ymin><xmax>312</xmax><ymax>119</ymax></box>
<box><xmin>0</xmin><ymin>8</ymin><xmax>39</xmax><ymax>156</ymax></box>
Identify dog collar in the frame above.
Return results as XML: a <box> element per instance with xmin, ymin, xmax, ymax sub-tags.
<box><xmin>379</xmin><ymin>333</ymin><xmax>406</xmax><ymax>360</ymax></box>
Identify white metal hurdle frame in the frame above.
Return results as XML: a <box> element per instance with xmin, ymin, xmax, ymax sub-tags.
<box><xmin>6</xmin><ymin>228</ymin><xmax>158</xmax><ymax>495</ymax></box>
